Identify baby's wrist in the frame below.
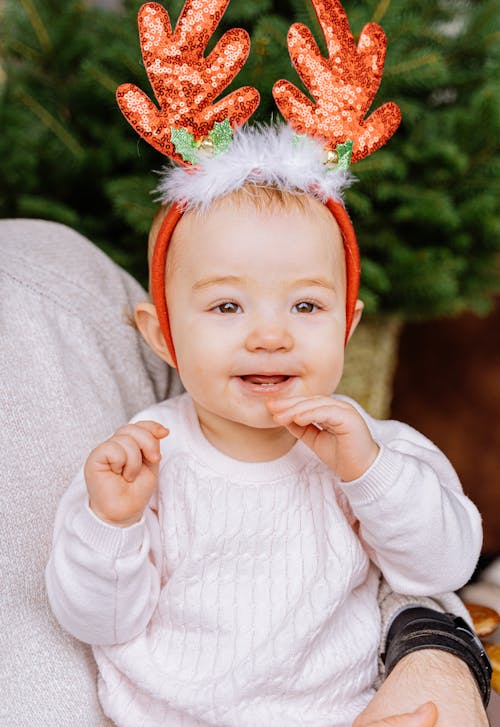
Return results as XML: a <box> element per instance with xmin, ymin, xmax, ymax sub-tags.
<box><xmin>88</xmin><ymin>501</ymin><xmax>143</xmax><ymax>529</ymax></box>
<box><xmin>340</xmin><ymin>441</ymin><xmax>380</xmax><ymax>483</ymax></box>
<box><xmin>74</xmin><ymin>502</ymin><xmax>146</xmax><ymax>558</ymax></box>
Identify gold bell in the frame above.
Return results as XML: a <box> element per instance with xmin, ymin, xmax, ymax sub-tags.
<box><xmin>323</xmin><ymin>149</ymin><xmax>339</xmax><ymax>167</ymax></box>
<box><xmin>198</xmin><ymin>137</ymin><xmax>215</xmax><ymax>156</ymax></box>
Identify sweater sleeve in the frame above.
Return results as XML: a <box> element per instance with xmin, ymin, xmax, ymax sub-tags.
<box><xmin>45</xmin><ymin>465</ymin><xmax>162</xmax><ymax>646</ymax></box>
<box><xmin>338</xmin><ymin>398</ymin><xmax>482</xmax><ymax>596</ymax></box>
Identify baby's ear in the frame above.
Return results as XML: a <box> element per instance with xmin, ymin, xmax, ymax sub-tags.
<box><xmin>134</xmin><ymin>302</ymin><xmax>176</xmax><ymax>368</ymax></box>
<box><xmin>346</xmin><ymin>299</ymin><xmax>364</xmax><ymax>343</ymax></box>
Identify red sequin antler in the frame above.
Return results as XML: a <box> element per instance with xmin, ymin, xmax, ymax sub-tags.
<box><xmin>116</xmin><ymin>1</ymin><xmax>260</xmax><ymax>165</ymax></box>
<box><xmin>273</xmin><ymin>0</ymin><xmax>401</xmax><ymax>163</ymax></box>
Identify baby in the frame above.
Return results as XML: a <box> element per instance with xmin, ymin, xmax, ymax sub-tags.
<box><xmin>46</xmin><ymin>183</ymin><xmax>482</xmax><ymax>727</ymax></box>
<box><xmin>46</xmin><ymin>0</ymin><xmax>485</xmax><ymax>723</ymax></box>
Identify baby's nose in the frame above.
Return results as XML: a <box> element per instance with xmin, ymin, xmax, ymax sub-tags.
<box><xmin>244</xmin><ymin>317</ymin><xmax>293</xmax><ymax>352</ymax></box>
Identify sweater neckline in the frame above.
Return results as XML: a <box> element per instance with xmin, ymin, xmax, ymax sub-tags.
<box><xmin>180</xmin><ymin>394</ymin><xmax>317</xmax><ymax>483</ymax></box>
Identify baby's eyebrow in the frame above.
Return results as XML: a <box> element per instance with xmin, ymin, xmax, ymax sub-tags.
<box><xmin>192</xmin><ymin>275</ymin><xmax>244</xmax><ymax>290</ymax></box>
<box><xmin>293</xmin><ymin>277</ymin><xmax>336</xmax><ymax>290</ymax></box>
<box><xmin>192</xmin><ymin>276</ymin><xmax>337</xmax><ymax>291</ymax></box>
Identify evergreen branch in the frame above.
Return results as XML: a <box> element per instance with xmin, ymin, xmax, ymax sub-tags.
<box><xmin>87</xmin><ymin>65</ymin><xmax>119</xmax><ymax>94</ymax></box>
<box><xmin>485</xmin><ymin>30</ymin><xmax>500</xmax><ymax>49</ymax></box>
<box><xmin>15</xmin><ymin>90</ymin><xmax>84</xmax><ymax>159</ymax></box>
<box><xmin>251</xmin><ymin>16</ymin><xmax>289</xmax><ymax>80</ymax></box>
<box><xmin>350</xmin><ymin>157</ymin><xmax>390</xmax><ymax>173</ymax></box>
<box><xmin>390</xmin><ymin>21</ymin><xmax>452</xmax><ymax>47</ymax></box>
<box><xmin>255</xmin><ymin>18</ymin><xmax>289</xmax><ymax>49</ymax></box>
<box><xmin>384</xmin><ymin>53</ymin><xmax>440</xmax><ymax>77</ymax></box>
<box><xmin>0</xmin><ymin>63</ymin><xmax>6</xmax><ymax>94</ymax></box>
<box><xmin>5</xmin><ymin>39</ymin><xmax>42</xmax><ymax>64</ymax></box>
<box><xmin>372</xmin><ymin>0</ymin><xmax>392</xmax><ymax>26</ymax></box>
<box><xmin>254</xmin><ymin>35</ymin><xmax>270</xmax><ymax>60</ymax></box>
<box><xmin>19</xmin><ymin>0</ymin><xmax>51</xmax><ymax>52</ymax></box>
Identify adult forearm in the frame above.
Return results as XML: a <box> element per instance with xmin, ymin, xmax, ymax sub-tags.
<box><xmin>356</xmin><ymin>649</ymin><xmax>488</xmax><ymax>727</ymax></box>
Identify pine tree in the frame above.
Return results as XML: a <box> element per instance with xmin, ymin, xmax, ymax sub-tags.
<box><xmin>0</xmin><ymin>0</ymin><xmax>499</xmax><ymax>314</ymax></box>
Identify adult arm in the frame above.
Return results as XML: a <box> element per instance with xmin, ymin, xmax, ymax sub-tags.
<box><xmin>1</xmin><ymin>219</ymin><xmax>183</xmax><ymax>726</ymax></box>
<box><xmin>355</xmin><ymin>649</ymin><xmax>488</xmax><ymax>727</ymax></box>
<box><xmin>364</xmin><ymin>581</ymin><xmax>490</xmax><ymax>726</ymax></box>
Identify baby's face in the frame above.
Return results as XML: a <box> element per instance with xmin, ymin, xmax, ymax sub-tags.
<box><xmin>166</xmin><ymin>193</ymin><xmax>350</xmax><ymax>442</ymax></box>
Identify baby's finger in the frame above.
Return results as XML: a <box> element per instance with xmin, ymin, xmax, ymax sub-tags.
<box><xmin>114</xmin><ymin>423</ymin><xmax>168</xmax><ymax>464</ymax></box>
<box><xmin>282</xmin><ymin>420</ymin><xmax>317</xmax><ymax>442</ymax></box>
<box><xmin>267</xmin><ymin>398</ymin><xmax>319</xmax><ymax>423</ymax></box>
<box><xmin>129</xmin><ymin>420</ymin><xmax>169</xmax><ymax>440</ymax></box>
<box><xmin>268</xmin><ymin>395</ymin><xmax>349</xmax><ymax>420</ymax></box>
<box><xmin>110</xmin><ymin>434</ymin><xmax>145</xmax><ymax>482</ymax></box>
<box><xmin>99</xmin><ymin>440</ymin><xmax>129</xmax><ymax>476</ymax></box>
<box><xmin>289</xmin><ymin>404</ymin><xmax>348</xmax><ymax>430</ymax></box>
<box><xmin>266</xmin><ymin>395</ymin><xmax>318</xmax><ymax>411</ymax></box>
<box><xmin>271</xmin><ymin>400</ymin><xmax>344</xmax><ymax>428</ymax></box>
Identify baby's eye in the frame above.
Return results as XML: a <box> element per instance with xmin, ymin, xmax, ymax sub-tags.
<box><xmin>213</xmin><ymin>301</ymin><xmax>242</xmax><ymax>314</ymax></box>
<box><xmin>292</xmin><ymin>301</ymin><xmax>318</xmax><ymax>314</ymax></box>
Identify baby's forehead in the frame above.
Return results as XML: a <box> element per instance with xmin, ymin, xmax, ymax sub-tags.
<box><xmin>165</xmin><ymin>189</ymin><xmax>346</xmax><ymax>288</ymax></box>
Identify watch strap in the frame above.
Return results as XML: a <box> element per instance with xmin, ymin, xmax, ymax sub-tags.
<box><xmin>383</xmin><ymin>606</ymin><xmax>492</xmax><ymax>707</ymax></box>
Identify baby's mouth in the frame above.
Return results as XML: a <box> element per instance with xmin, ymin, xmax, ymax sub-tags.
<box><xmin>240</xmin><ymin>374</ymin><xmax>290</xmax><ymax>386</ymax></box>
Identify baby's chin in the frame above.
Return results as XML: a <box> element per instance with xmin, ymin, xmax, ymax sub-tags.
<box><xmin>227</xmin><ymin>410</ymin><xmax>284</xmax><ymax>431</ymax></box>
<box><xmin>219</xmin><ymin>410</ymin><xmax>292</xmax><ymax>440</ymax></box>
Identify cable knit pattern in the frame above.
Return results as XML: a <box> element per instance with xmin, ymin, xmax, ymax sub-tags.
<box><xmin>46</xmin><ymin>393</ymin><xmax>482</xmax><ymax>727</ymax></box>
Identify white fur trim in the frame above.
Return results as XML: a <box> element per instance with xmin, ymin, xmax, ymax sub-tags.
<box><xmin>154</xmin><ymin>124</ymin><xmax>354</xmax><ymax>209</ymax></box>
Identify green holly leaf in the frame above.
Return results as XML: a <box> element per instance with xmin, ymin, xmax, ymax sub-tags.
<box><xmin>170</xmin><ymin>127</ymin><xmax>198</xmax><ymax>164</ymax></box>
<box><xmin>208</xmin><ymin>118</ymin><xmax>233</xmax><ymax>155</ymax></box>
<box><xmin>336</xmin><ymin>139</ymin><xmax>353</xmax><ymax>170</ymax></box>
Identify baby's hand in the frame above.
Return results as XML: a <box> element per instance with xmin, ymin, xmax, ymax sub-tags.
<box><xmin>84</xmin><ymin>421</ymin><xmax>169</xmax><ymax>527</ymax></box>
<box><xmin>267</xmin><ymin>396</ymin><xmax>379</xmax><ymax>481</ymax></box>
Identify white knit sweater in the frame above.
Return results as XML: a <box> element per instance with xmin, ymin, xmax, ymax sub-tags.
<box><xmin>46</xmin><ymin>394</ymin><xmax>482</xmax><ymax>727</ymax></box>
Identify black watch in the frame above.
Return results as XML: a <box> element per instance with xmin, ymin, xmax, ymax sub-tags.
<box><xmin>383</xmin><ymin>606</ymin><xmax>492</xmax><ymax>707</ymax></box>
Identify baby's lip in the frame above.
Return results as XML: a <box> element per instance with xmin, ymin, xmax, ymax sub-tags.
<box><xmin>240</xmin><ymin>374</ymin><xmax>291</xmax><ymax>385</ymax></box>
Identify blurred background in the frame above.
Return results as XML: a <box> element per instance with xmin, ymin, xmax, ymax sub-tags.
<box><xmin>0</xmin><ymin>0</ymin><xmax>498</xmax><ymax>552</ymax></box>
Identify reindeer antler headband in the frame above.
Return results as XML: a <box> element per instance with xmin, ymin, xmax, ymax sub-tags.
<box><xmin>117</xmin><ymin>0</ymin><xmax>401</xmax><ymax>366</ymax></box>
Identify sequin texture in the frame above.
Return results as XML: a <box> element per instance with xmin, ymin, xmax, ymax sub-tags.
<box><xmin>116</xmin><ymin>1</ymin><xmax>260</xmax><ymax>165</ymax></box>
<box><xmin>273</xmin><ymin>0</ymin><xmax>401</xmax><ymax>163</ymax></box>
